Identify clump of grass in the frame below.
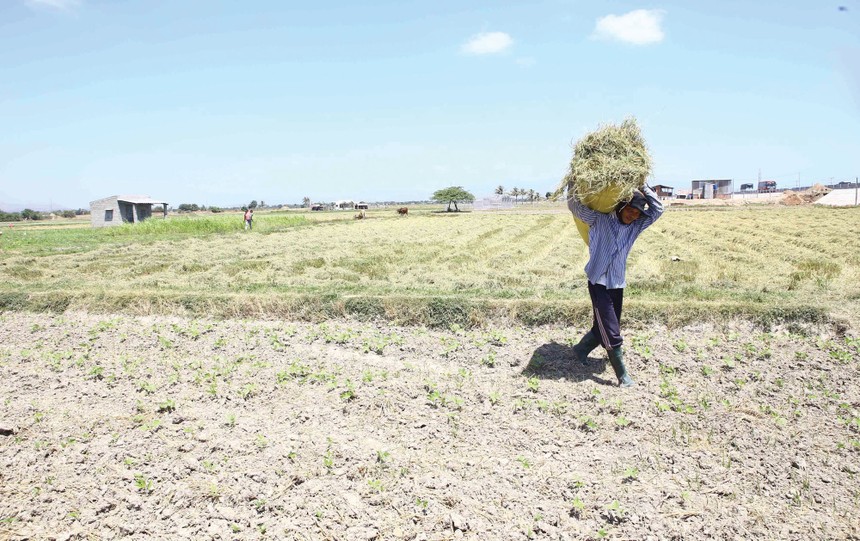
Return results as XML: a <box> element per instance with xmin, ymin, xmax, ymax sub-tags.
<box><xmin>102</xmin><ymin>214</ymin><xmax>309</xmax><ymax>237</ymax></box>
<box><xmin>789</xmin><ymin>259</ymin><xmax>841</xmax><ymax>289</ymax></box>
<box><xmin>555</xmin><ymin>117</ymin><xmax>652</xmax><ymax>203</ymax></box>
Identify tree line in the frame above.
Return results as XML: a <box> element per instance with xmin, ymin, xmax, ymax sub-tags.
<box><xmin>0</xmin><ymin>208</ymin><xmax>89</xmax><ymax>221</ymax></box>
<box><xmin>494</xmin><ymin>186</ymin><xmax>552</xmax><ymax>203</ymax></box>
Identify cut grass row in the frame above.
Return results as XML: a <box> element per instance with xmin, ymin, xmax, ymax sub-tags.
<box><xmin>1</xmin><ymin>205</ymin><xmax>858</xmax><ymax>328</ymax></box>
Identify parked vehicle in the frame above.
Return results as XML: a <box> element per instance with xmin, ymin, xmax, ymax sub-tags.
<box><xmin>758</xmin><ymin>180</ymin><xmax>777</xmax><ymax>193</ymax></box>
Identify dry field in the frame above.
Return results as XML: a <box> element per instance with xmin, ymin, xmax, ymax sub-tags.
<box><xmin>0</xmin><ymin>312</ymin><xmax>858</xmax><ymax>540</ymax></box>
<box><xmin>1</xmin><ymin>205</ymin><xmax>859</xmax><ymax>540</ymax></box>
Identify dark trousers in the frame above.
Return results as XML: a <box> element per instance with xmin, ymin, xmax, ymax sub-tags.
<box><xmin>588</xmin><ymin>282</ymin><xmax>624</xmax><ymax>350</ymax></box>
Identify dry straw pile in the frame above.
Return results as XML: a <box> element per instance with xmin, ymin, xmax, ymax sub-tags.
<box><xmin>555</xmin><ymin>117</ymin><xmax>652</xmax><ymax>203</ymax></box>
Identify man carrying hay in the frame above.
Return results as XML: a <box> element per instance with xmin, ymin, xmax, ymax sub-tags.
<box><xmin>559</xmin><ymin>118</ymin><xmax>663</xmax><ymax>387</ymax></box>
<box><xmin>567</xmin><ymin>186</ymin><xmax>663</xmax><ymax>387</ymax></box>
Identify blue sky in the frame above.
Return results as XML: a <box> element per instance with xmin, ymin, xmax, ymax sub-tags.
<box><xmin>1</xmin><ymin>0</ymin><xmax>858</xmax><ymax>210</ymax></box>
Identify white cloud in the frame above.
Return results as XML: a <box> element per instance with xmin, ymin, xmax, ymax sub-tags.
<box><xmin>25</xmin><ymin>0</ymin><xmax>81</xmax><ymax>10</ymax></box>
<box><xmin>592</xmin><ymin>9</ymin><xmax>665</xmax><ymax>45</ymax></box>
<box><xmin>461</xmin><ymin>32</ymin><xmax>514</xmax><ymax>55</ymax></box>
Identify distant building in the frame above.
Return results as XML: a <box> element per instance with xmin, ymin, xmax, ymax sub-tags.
<box><xmin>473</xmin><ymin>195</ymin><xmax>515</xmax><ymax>211</ymax></box>
<box><xmin>333</xmin><ymin>200</ymin><xmax>355</xmax><ymax>210</ymax></box>
<box><xmin>354</xmin><ymin>201</ymin><xmax>369</xmax><ymax>210</ymax></box>
<box><xmin>691</xmin><ymin>179</ymin><xmax>733</xmax><ymax>199</ymax></box>
<box><xmin>90</xmin><ymin>195</ymin><xmax>168</xmax><ymax>228</ymax></box>
<box><xmin>652</xmin><ymin>185</ymin><xmax>674</xmax><ymax>199</ymax></box>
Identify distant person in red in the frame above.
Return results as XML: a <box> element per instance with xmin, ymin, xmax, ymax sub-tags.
<box><xmin>243</xmin><ymin>208</ymin><xmax>253</xmax><ymax>230</ymax></box>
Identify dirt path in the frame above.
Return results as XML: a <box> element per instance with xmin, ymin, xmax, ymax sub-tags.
<box><xmin>1</xmin><ymin>312</ymin><xmax>858</xmax><ymax>540</ymax></box>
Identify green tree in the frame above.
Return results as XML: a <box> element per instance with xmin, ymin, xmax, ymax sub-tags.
<box><xmin>431</xmin><ymin>186</ymin><xmax>475</xmax><ymax>212</ymax></box>
<box><xmin>302</xmin><ymin>197</ymin><xmax>311</xmax><ymax>208</ymax></box>
<box><xmin>21</xmin><ymin>209</ymin><xmax>42</xmax><ymax>220</ymax></box>
<box><xmin>495</xmin><ymin>185</ymin><xmax>505</xmax><ymax>196</ymax></box>
<box><xmin>248</xmin><ymin>200</ymin><xmax>258</xmax><ymax>209</ymax></box>
<box><xmin>508</xmin><ymin>188</ymin><xmax>520</xmax><ymax>204</ymax></box>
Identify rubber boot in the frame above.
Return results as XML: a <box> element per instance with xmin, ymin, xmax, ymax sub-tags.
<box><xmin>608</xmin><ymin>346</ymin><xmax>636</xmax><ymax>388</ymax></box>
<box><xmin>572</xmin><ymin>331</ymin><xmax>600</xmax><ymax>365</ymax></box>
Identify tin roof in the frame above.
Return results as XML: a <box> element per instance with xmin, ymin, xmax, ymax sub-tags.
<box><xmin>115</xmin><ymin>195</ymin><xmax>168</xmax><ymax>205</ymax></box>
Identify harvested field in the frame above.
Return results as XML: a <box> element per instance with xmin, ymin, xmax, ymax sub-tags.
<box><xmin>1</xmin><ymin>205</ymin><xmax>859</xmax><ymax>328</ymax></box>
<box><xmin>1</xmin><ymin>312</ymin><xmax>858</xmax><ymax>540</ymax></box>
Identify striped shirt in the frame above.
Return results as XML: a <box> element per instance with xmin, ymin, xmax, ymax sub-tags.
<box><xmin>567</xmin><ymin>184</ymin><xmax>664</xmax><ymax>289</ymax></box>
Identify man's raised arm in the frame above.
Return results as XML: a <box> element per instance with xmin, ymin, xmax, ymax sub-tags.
<box><xmin>566</xmin><ymin>193</ymin><xmax>600</xmax><ymax>226</ymax></box>
<box><xmin>637</xmin><ymin>184</ymin><xmax>664</xmax><ymax>229</ymax></box>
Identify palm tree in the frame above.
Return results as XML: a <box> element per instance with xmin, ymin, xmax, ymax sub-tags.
<box><xmin>509</xmin><ymin>187</ymin><xmax>520</xmax><ymax>204</ymax></box>
<box><xmin>495</xmin><ymin>185</ymin><xmax>505</xmax><ymax>196</ymax></box>
<box><xmin>302</xmin><ymin>197</ymin><xmax>311</xmax><ymax>208</ymax></box>
<box><xmin>527</xmin><ymin>189</ymin><xmax>535</xmax><ymax>203</ymax></box>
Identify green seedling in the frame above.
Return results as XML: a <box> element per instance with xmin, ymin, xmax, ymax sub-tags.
<box><xmin>239</xmin><ymin>383</ymin><xmax>257</xmax><ymax>400</ymax></box>
<box><xmin>571</xmin><ymin>497</ymin><xmax>586</xmax><ymax>518</ymax></box>
<box><xmin>157</xmin><ymin>399</ymin><xmax>176</xmax><ymax>413</ymax></box>
<box><xmin>134</xmin><ymin>474</ymin><xmax>153</xmax><ymax>494</ymax></box>
<box><xmin>481</xmin><ymin>351</ymin><xmax>497</xmax><ymax>367</ymax></box>
<box><xmin>340</xmin><ymin>380</ymin><xmax>356</xmax><ymax>401</ymax></box>
<box><xmin>255</xmin><ymin>434</ymin><xmax>269</xmax><ymax>449</ymax></box>
<box><xmin>579</xmin><ymin>416</ymin><xmax>597</xmax><ymax>432</ymax></box>
<box><xmin>623</xmin><ymin>467</ymin><xmax>639</xmax><ymax>481</ymax></box>
<box><xmin>136</xmin><ymin>380</ymin><xmax>156</xmax><ymax>395</ymax></box>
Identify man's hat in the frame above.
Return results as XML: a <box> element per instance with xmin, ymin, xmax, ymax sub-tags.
<box><xmin>625</xmin><ymin>190</ymin><xmax>648</xmax><ymax>213</ymax></box>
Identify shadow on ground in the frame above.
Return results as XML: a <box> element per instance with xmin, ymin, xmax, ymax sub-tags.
<box><xmin>522</xmin><ymin>342</ymin><xmax>616</xmax><ymax>386</ymax></box>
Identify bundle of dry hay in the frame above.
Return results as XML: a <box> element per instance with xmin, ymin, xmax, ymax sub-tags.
<box><xmin>554</xmin><ymin>117</ymin><xmax>652</xmax><ymax>203</ymax></box>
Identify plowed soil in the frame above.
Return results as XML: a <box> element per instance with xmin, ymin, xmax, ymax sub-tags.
<box><xmin>1</xmin><ymin>312</ymin><xmax>858</xmax><ymax>540</ymax></box>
